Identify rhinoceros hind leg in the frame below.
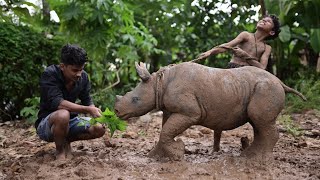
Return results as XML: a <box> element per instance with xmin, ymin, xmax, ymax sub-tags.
<box><xmin>242</xmin><ymin>82</ymin><xmax>283</xmax><ymax>159</ymax></box>
<box><xmin>241</xmin><ymin>124</ymin><xmax>278</xmax><ymax>159</ymax></box>
<box><xmin>148</xmin><ymin>113</ymin><xmax>197</xmax><ymax>160</ymax></box>
<box><xmin>213</xmin><ymin>130</ymin><xmax>222</xmax><ymax>152</ymax></box>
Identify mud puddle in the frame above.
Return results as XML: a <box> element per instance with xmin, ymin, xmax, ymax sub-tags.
<box><xmin>0</xmin><ymin>110</ymin><xmax>319</xmax><ymax>179</ymax></box>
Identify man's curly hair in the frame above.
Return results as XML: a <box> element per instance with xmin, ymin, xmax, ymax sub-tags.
<box><xmin>61</xmin><ymin>44</ymin><xmax>88</xmax><ymax>65</ymax></box>
<box><xmin>265</xmin><ymin>14</ymin><xmax>281</xmax><ymax>40</ymax></box>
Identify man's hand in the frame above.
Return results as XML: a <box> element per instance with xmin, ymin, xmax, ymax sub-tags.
<box><xmin>86</xmin><ymin>106</ymin><xmax>102</xmax><ymax>118</ymax></box>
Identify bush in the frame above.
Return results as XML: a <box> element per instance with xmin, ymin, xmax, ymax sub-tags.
<box><xmin>285</xmin><ymin>72</ymin><xmax>320</xmax><ymax>113</ymax></box>
<box><xmin>20</xmin><ymin>97</ymin><xmax>40</xmax><ymax>124</ymax></box>
<box><xmin>0</xmin><ymin>22</ymin><xmax>63</xmax><ymax>121</ymax></box>
<box><xmin>278</xmin><ymin>115</ymin><xmax>304</xmax><ymax>137</ymax></box>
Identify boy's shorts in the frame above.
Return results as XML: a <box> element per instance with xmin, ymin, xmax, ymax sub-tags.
<box><xmin>36</xmin><ymin>114</ymin><xmax>91</xmax><ymax>142</ymax></box>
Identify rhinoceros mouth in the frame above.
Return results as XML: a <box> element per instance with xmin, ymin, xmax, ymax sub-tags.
<box><xmin>116</xmin><ymin>112</ymin><xmax>131</xmax><ymax>120</ymax></box>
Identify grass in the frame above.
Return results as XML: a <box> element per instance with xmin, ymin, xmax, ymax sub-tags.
<box><xmin>277</xmin><ymin>114</ymin><xmax>304</xmax><ymax>137</ymax></box>
<box><xmin>284</xmin><ymin>75</ymin><xmax>320</xmax><ymax>113</ymax></box>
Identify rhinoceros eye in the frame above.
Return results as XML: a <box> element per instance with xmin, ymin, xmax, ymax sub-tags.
<box><xmin>132</xmin><ymin>97</ymin><xmax>140</xmax><ymax>103</ymax></box>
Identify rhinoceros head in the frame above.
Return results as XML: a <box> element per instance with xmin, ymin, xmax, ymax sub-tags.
<box><xmin>114</xmin><ymin>62</ymin><xmax>156</xmax><ymax>119</ymax></box>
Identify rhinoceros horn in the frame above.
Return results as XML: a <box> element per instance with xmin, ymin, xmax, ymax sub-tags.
<box><xmin>135</xmin><ymin>62</ymin><xmax>151</xmax><ymax>82</ymax></box>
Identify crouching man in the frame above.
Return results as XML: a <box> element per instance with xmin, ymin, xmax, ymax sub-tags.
<box><xmin>35</xmin><ymin>44</ymin><xmax>105</xmax><ymax>160</ymax></box>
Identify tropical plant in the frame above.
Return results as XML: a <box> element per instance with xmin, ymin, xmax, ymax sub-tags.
<box><xmin>20</xmin><ymin>97</ymin><xmax>40</xmax><ymax>123</ymax></box>
<box><xmin>78</xmin><ymin>108</ymin><xmax>127</xmax><ymax>137</ymax></box>
<box><xmin>265</xmin><ymin>0</ymin><xmax>320</xmax><ymax>78</ymax></box>
<box><xmin>0</xmin><ymin>22</ymin><xmax>62</xmax><ymax>121</ymax></box>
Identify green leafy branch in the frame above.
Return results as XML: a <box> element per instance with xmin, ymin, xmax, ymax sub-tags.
<box><xmin>78</xmin><ymin>108</ymin><xmax>127</xmax><ymax>137</ymax></box>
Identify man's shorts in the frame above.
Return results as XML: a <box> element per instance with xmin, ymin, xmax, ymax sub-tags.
<box><xmin>36</xmin><ymin>114</ymin><xmax>91</xmax><ymax>142</ymax></box>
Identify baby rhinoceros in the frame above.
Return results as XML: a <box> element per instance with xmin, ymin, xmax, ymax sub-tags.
<box><xmin>114</xmin><ymin>62</ymin><xmax>306</xmax><ymax>160</ymax></box>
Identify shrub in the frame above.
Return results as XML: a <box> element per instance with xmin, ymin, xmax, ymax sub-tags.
<box><xmin>278</xmin><ymin>114</ymin><xmax>304</xmax><ymax>137</ymax></box>
<box><xmin>285</xmin><ymin>73</ymin><xmax>320</xmax><ymax>113</ymax></box>
<box><xmin>0</xmin><ymin>22</ymin><xmax>63</xmax><ymax>121</ymax></box>
<box><xmin>20</xmin><ymin>97</ymin><xmax>40</xmax><ymax>124</ymax></box>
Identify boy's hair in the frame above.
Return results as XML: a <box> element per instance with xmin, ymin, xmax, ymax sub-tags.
<box><xmin>61</xmin><ymin>44</ymin><xmax>88</xmax><ymax>65</ymax></box>
<box><xmin>265</xmin><ymin>14</ymin><xmax>281</xmax><ymax>40</ymax></box>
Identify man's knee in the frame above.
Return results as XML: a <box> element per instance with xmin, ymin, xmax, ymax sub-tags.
<box><xmin>90</xmin><ymin>124</ymin><xmax>106</xmax><ymax>138</ymax></box>
<box><xmin>50</xmin><ymin>109</ymin><xmax>70</xmax><ymax>126</ymax></box>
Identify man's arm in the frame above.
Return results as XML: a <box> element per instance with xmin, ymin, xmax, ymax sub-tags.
<box><xmin>246</xmin><ymin>45</ymin><xmax>271</xmax><ymax>70</ymax></box>
<box><xmin>40</xmin><ymin>70</ymin><xmax>101</xmax><ymax>118</ymax></box>
<box><xmin>58</xmin><ymin>100</ymin><xmax>101</xmax><ymax>118</ymax></box>
<box><xmin>197</xmin><ymin>31</ymin><xmax>250</xmax><ymax>59</ymax></box>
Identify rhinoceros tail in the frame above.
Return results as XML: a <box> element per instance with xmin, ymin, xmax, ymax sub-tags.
<box><xmin>280</xmin><ymin>81</ymin><xmax>307</xmax><ymax>101</ymax></box>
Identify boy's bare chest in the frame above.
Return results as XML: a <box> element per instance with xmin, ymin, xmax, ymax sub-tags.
<box><xmin>239</xmin><ymin>41</ymin><xmax>265</xmax><ymax>58</ymax></box>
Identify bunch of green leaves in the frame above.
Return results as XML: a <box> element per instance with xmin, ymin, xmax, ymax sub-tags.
<box><xmin>78</xmin><ymin>108</ymin><xmax>127</xmax><ymax>137</ymax></box>
<box><xmin>20</xmin><ymin>97</ymin><xmax>40</xmax><ymax>124</ymax></box>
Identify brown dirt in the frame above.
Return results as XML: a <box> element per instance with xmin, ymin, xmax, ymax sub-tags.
<box><xmin>0</xmin><ymin>110</ymin><xmax>319</xmax><ymax>180</ymax></box>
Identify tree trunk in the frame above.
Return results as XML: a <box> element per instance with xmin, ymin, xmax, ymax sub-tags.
<box><xmin>259</xmin><ymin>0</ymin><xmax>267</xmax><ymax>16</ymax></box>
<box><xmin>42</xmin><ymin>0</ymin><xmax>50</xmax><ymax>24</ymax></box>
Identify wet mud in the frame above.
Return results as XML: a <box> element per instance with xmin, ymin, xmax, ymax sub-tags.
<box><xmin>0</xmin><ymin>110</ymin><xmax>319</xmax><ymax>180</ymax></box>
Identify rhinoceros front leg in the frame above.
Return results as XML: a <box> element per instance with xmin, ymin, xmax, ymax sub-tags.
<box><xmin>148</xmin><ymin>113</ymin><xmax>196</xmax><ymax>160</ymax></box>
<box><xmin>162</xmin><ymin>110</ymin><xmax>171</xmax><ymax>127</ymax></box>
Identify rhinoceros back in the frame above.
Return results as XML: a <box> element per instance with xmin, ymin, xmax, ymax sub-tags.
<box><xmin>162</xmin><ymin>62</ymin><xmax>283</xmax><ymax>130</ymax></box>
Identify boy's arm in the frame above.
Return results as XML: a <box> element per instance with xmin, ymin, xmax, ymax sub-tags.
<box><xmin>197</xmin><ymin>31</ymin><xmax>250</xmax><ymax>59</ymax></box>
<box><xmin>246</xmin><ymin>45</ymin><xmax>272</xmax><ymax>70</ymax></box>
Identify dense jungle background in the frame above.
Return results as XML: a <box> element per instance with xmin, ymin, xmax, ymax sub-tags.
<box><xmin>0</xmin><ymin>0</ymin><xmax>319</xmax><ymax>179</ymax></box>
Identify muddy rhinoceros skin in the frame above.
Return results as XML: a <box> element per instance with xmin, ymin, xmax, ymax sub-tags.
<box><xmin>114</xmin><ymin>62</ymin><xmax>305</xmax><ymax>160</ymax></box>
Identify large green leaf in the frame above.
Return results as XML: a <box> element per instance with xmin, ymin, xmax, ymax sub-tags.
<box><xmin>279</xmin><ymin>25</ymin><xmax>291</xmax><ymax>42</ymax></box>
<box><xmin>310</xmin><ymin>28</ymin><xmax>320</xmax><ymax>53</ymax></box>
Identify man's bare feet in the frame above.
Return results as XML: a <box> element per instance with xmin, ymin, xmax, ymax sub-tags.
<box><xmin>56</xmin><ymin>151</ymin><xmax>66</xmax><ymax>161</ymax></box>
<box><xmin>65</xmin><ymin>142</ymin><xmax>73</xmax><ymax>159</ymax></box>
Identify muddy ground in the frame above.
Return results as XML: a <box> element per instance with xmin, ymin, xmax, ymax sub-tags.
<box><xmin>0</xmin><ymin>110</ymin><xmax>319</xmax><ymax>180</ymax></box>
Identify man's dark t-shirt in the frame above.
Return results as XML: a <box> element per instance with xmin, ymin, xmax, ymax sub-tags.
<box><xmin>35</xmin><ymin>65</ymin><xmax>93</xmax><ymax>128</ymax></box>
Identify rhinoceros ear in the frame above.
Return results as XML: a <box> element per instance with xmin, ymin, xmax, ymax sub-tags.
<box><xmin>135</xmin><ymin>62</ymin><xmax>151</xmax><ymax>82</ymax></box>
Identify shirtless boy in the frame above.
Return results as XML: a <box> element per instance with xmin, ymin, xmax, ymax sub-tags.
<box><xmin>197</xmin><ymin>14</ymin><xmax>281</xmax><ymax>70</ymax></box>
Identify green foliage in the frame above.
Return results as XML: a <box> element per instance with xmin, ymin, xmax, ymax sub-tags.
<box><xmin>266</xmin><ymin>0</ymin><xmax>320</xmax><ymax>78</ymax></box>
<box><xmin>47</xmin><ymin>0</ymin><xmax>161</xmax><ymax>90</ymax></box>
<box><xmin>278</xmin><ymin>115</ymin><xmax>304</xmax><ymax>137</ymax></box>
<box><xmin>92</xmin><ymin>84</ymin><xmax>133</xmax><ymax>112</ymax></box>
<box><xmin>126</xmin><ymin>0</ymin><xmax>260</xmax><ymax>69</ymax></box>
<box><xmin>0</xmin><ymin>22</ymin><xmax>63</xmax><ymax>120</ymax></box>
<box><xmin>78</xmin><ymin>108</ymin><xmax>127</xmax><ymax>137</ymax></box>
<box><xmin>20</xmin><ymin>97</ymin><xmax>40</xmax><ymax>123</ymax></box>
<box><xmin>2</xmin><ymin>0</ymin><xmax>319</xmax><ymax>122</ymax></box>
<box><xmin>310</xmin><ymin>28</ymin><xmax>320</xmax><ymax>52</ymax></box>
<box><xmin>0</xmin><ymin>0</ymin><xmax>35</xmax><ymax>24</ymax></box>
<box><xmin>285</xmin><ymin>73</ymin><xmax>320</xmax><ymax>113</ymax></box>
